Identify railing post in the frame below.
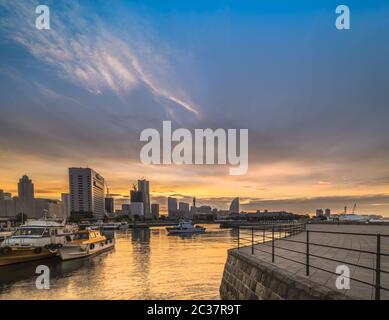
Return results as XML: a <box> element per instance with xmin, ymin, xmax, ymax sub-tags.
<box><xmin>272</xmin><ymin>226</ymin><xmax>275</xmax><ymax>262</ymax></box>
<box><xmin>306</xmin><ymin>230</ymin><xmax>310</xmax><ymax>276</ymax></box>
<box><xmin>251</xmin><ymin>228</ymin><xmax>254</xmax><ymax>254</ymax></box>
<box><xmin>375</xmin><ymin>233</ymin><xmax>381</xmax><ymax>300</ymax></box>
<box><xmin>237</xmin><ymin>227</ymin><xmax>240</xmax><ymax>249</ymax></box>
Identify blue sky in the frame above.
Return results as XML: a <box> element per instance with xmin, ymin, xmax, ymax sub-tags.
<box><xmin>1</xmin><ymin>0</ymin><xmax>389</xmax><ymax>214</ymax></box>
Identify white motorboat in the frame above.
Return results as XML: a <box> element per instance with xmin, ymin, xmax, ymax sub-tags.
<box><xmin>0</xmin><ymin>219</ymin><xmax>76</xmax><ymax>266</ymax></box>
<box><xmin>166</xmin><ymin>220</ymin><xmax>206</xmax><ymax>235</ymax></box>
<box><xmin>59</xmin><ymin>229</ymin><xmax>115</xmax><ymax>261</ymax></box>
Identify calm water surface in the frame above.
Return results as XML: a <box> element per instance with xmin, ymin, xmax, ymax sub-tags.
<box><xmin>0</xmin><ymin>224</ymin><xmax>237</xmax><ymax>299</ymax></box>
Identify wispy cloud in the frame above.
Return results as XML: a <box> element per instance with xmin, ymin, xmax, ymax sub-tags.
<box><xmin>0</xmin><ymin>0</ymin><xmax>200</xmax><ymax>116</ymax></box>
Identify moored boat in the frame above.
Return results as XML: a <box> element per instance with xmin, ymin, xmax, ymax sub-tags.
<box><xmin>59</xmin><ymin>229</ymin><xmax>115</xmax><ymax>261</ymax></box>
<box><xmin>166</xmin><ymin>220</ymin><xmax>206</xmax><ymax>235</ymax></box>
<box><xmin>0</xmin><ymin>220</ymin><xmax>76</xmax><ymax>266</ymax></box>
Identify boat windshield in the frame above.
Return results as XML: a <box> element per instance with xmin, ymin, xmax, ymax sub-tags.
<box><xmin>13</xmin><ymin>228</ymin><xmax>47</xmax><ymax>236</ymax></box>
<box><xmin>74</xmin><ymin>233</ymin><xmax>90</xmax><ymax>240</ymax></box>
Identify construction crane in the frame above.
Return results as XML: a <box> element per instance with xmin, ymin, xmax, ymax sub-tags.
<box><xmin>352</xmin><ymin>203</ymin><xmax>357</xmax><ymax>214</ymax></box>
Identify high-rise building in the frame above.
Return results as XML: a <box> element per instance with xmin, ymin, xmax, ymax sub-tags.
<box><xmin>316</xmin><ymin>209</ymin><xmax>324</xmax><ymax>217</ymax></box>
<box><xmin>61</xmin><ymin>193</ymin><xmax>70</xmax><ymax>218</ymax></box>
<box><xmin>130</xmin><ymin>202</ymin><xmax>144</xmax><ymax>217</ymax></box>
<box><xmin>138</xmin><ymin>179</ymin><xmax>151</xmax><ymax>219</ymax></box>
<box><xmin>105</xmin><ymin>197</ymin><xmax>114</xmax><ymax>213</ymax></box>
<box><xmin>130</xmin><ymin>190</ymin><xmax>143</xmax><ymax>203</ymax></box>
<box><xmin>69</xmin><ymin>168</ymin><xmax>105</xmax><ymax>219</ymax></box>
<box><xmin>179</xmin><ymin>202</ymin><xmax>190</xmax><ymax>215</ymax></box>
<box><xmin>168</xmin><ymin>197</ymin><xmax>177</xmax><ymax>217</ymax></box>
<box><xmin>325</xmin><ymin>208</ymin><xmax>331</xmax><ymax>217</ymax></box>
<box><xmin>18</xmin><ymin>175</ymin><xmax>34</xmax><ymax>199</ymax></box>
<box><xmin>229</xmin><ymin>198</ymin><xmax>239</xmax><ymax>214</ymax></box>
<box><xmin>151</xmin><ymin>203</ymin><xmax>160</xmax><ymax>220</ymax></box>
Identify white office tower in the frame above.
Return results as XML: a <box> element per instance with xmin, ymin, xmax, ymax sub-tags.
<box><xmin>69</xmin><ymin>168</ymin><xmax>105</xmax><ymax>219</ymax></box>
<box><xmin>138</xmin><ymin>179</ymin><xmax>151</xmax><ymax>219</ymax></box>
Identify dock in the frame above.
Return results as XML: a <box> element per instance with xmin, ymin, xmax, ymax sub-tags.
<box><xmin>220</xmin><ymin>224</ymin><xmax>389</xmax><ymax>300</ymax></box>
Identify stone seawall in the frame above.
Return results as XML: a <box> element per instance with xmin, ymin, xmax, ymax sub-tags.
<box><xmin>219</xmin><ymin>249</ymin><xmax>348</xmax><ymax>300</ymax></box>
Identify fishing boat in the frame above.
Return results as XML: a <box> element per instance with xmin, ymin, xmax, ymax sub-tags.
<box><xmin>166</xmin><ymin>220</ymin><xmax>206</xmax><ymax>235</ymax></box>
<box><xmin>0</xmin><ymin>220</ymin><xmax>76</xmax><ymax>266</ymax></box>
<box><xmin>59</xmin><ymin>229</ymin><xmax>115</xmax><ymax>261</ymax></box>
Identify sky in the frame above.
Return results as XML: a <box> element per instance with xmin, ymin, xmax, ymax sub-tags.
<box><xmin>0</xmin><ymin>0</ymin><xmax>389</xmax><ymax>215</ymax></box>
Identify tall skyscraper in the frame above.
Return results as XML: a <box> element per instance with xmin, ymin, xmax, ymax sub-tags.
<box><xmin>61</xmin><ymin>193</ymin><xmax>70</xmax><ymax>218</ymax></box>
<box><xmin>69</xmin><ymin>168</ymin><xmax>105</xmax><ymax>219</ymax></box>
<box><xmin>130</xmin><ymin>190</ymin><xmax>143</xmax><ymax>203</ymax></box>
<box><xmin>151</xmin><ymin>203</ymin><xmax>160</xmax><ymax>220</ymax></box>
<box><xmin>168</xmin><ymin>197</ymin><xmax>177</xmax><ymax>217</ymax></box>
<box><xmin>179</xmin><ymin>202</ymin><xmax>190</xmax><ymax>215</ymax></box>
<box><xmin>316</xmin><ymin>209</ymin><xmax>324</xmax><ymax>217</ymax></box>
<box><xmin>18</xmin><ymin>175</ymin><xmax>34</xmax><ymax>199</ymax></box>
<box><xmin>138</xmin><ymin>179</ymin><xmax>151</xmax><ymax>219</ymax></box>
<box><xmin>105</xmin><ymin>197</ymin><xmax>114</xmax><ymax>213</ymax></box>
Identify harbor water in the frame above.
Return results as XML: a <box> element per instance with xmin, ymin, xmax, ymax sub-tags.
<box><xmin>0</xmin><ymin>224</ymin><xmax>237</xmax><ymax>299</ymax></box>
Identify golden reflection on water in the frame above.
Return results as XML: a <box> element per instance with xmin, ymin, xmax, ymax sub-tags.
<box><xmin>0</xmin><ymin>224</ymin><xmax>237</xmax><ymax>299</ymax></box>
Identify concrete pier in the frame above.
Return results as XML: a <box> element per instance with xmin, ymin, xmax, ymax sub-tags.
<box><xmin>220</xmin><ymin>224</ymin><xmax>389</xmax><ymax>300</ymax></box>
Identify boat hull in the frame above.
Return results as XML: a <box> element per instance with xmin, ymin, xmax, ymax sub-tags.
<box><xmin>59</xmin><ymin>239</ymin><xmax>115</xmax><ymax>261</ymax></box>
<box><xmin>166</xmin><ymin>228</ymin><xmax>206</xmax><ymax>235</ymax></box>
<box><xmin>0</xmin><ymin>247</ymin><xmax>56</xmax><ymax>266</ymax></box>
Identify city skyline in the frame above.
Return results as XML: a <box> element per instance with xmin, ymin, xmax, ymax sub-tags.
<box><xmin>1</xmin><ymin>1</ymin><xmax>389</xmax><ymax>215</ymax></box>
<box><xmin>0</xmin><ymin>170</ymin><xmax>388</xmax><ymax>216</ymax></box>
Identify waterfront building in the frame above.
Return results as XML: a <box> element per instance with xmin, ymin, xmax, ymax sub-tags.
<box><xmin>61</xmin><ymin>193</ymin><xmax>70</xmax><ymax>218</ymax></box>
<box><xmin>0</xmin><ymin>190</ymin><xmax>12</xmax><ymax>200</ymax></box>
<box><xmin>0</xmin><ymin>176</ymin><xmax>62</xmax><ymax>219</ymax></box>
<box><xmin>229</xmin><ymin>198</ymin><xmax>239</xmax><ymax>214</ymax></box>
<box><xmin>151</xmin><ymin>203</ymin><xmax>160</xmax><ymax>220</ymax></box>
<box><xmin>168</xmin><ymin>197</ymin><xmax>177</xmax><ymax>218</ymax></box>
<box><xmin>105</xmin><ymin>197</ymin><xmax>114</xmax><ymax>214</ymax></box>
<box><xmin>130</xmin><ymin>190</ymin><xmax>143</xmax><ymax>203</ymax></box>
<box><xmin>18</xmin><ymin>175</ymin><xmax>34</xmax><ymax>199</ymax></box>
<box><xmin>325</xmin><ymin>208</ymin><xmax>331</xmax><ymax>217</ymax></box>
<box><xmin>316</xmin><ymin>209</ymin><xmax>324</xmax><ymax>217</ymax></box>
<box><xmin>69</xmin><ymin>167</ymin><xmax>105</xmax><ymax>220</ymax></box>
<box><xmin>178</xmin><ymin>202</ymin><xmax>190</xmax><ymax>216</ymax></box>
<box><xmin>138</xmin><ymin>179</ymin><xmax>151</xmax><ymax>219</ymax></box>
<box><xmin>130</xmin><ymin>202</ymin><xmax>144</xmax><ymax>218</ymax></box>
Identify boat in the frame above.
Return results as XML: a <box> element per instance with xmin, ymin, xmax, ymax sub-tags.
<box><xmin>92</xmin><ymin>222</ymin><xmax>128</xmax><ymax>230</ymax></box>
<box><xmin>59</xmin><ymin>229</ymin><xmax>115</xmax><ymax>261</ymax></box>
<box><xmin>0</xmin><ymin>219</ymin><xmax>76</xmax><ymax>266</ymax></box>
<box><xmin>0</xmin><ymin>231</ymin><xmax>12</xmax><ymax>243</ymax></box>
<box><xmin>166</xmin><ymin>220</ymin><xmax>206</xmax><ymax>234</ymax></box>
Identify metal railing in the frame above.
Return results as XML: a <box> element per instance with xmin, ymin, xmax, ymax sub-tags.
<box><xmin>236</xmin><ymin>223</ymin><xmax>389</xmax><ymax>300</ymax></box>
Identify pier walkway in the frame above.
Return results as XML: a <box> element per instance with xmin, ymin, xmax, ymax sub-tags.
<box><xmin>237</xmin><ymin>224</ymin><xmax>389</xmax><ymax>299</ymax></box>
